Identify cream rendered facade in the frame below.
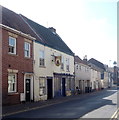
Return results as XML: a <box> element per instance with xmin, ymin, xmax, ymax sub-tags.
<box><xmin>33</xmin><ymin>42</ymin><xmax>74</xmax><ymax>101</ymax></box>
<box><xmin>90</xmin><ymin>69</ymin><xmax>102</xmax><ymax>91</ymax></box>
<box><xmin>75</xmin><ymin>62</ymin><xmax>91</xmax><ymax>93</ymax></box>
<box><xmin>75</xmin><ymin>61</ymin><xmax>103</xmax><ymax>93</ymax></box>
<box><xmin>103</xmin><ymin>72</ymin><xmax>109</xmax><ymax>88</ymax></box>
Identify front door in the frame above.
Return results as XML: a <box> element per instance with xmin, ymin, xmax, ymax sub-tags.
<box><xmin>47</xmin><ymin>78</ymin><xmax>53</xmax><ymax>99</ymax></box>
<box><xmin>62</xmin><ymin>78</ymin><xmax>66</xmax><ymax>96</ymax></box>
<box><xmin>26</xmin><ymin>79</ymin><xmax>30</xmax><ymax>102</ymax></box>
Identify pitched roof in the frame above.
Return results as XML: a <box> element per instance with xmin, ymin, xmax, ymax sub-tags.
<box><xmin>74</xmin><ymin>56</ymin><xmax>88</xmax><ymax>66</ymax></box>
<box><xmin>2</xmin><ymin>6</ymin><xmax>74</xmax><ymax>56</ymax></box>
<box><xmin>2</xmin><ymin>6</ymin><xmax>39</xmax><ymax>40</ymax></box>
<box><xmin>88</xmin><ymin>58</ymin><xmax>105</xmax><ymax>71</ymax></box>
<box><xmin>21</xmin><ymin>15</ymin><xmax>74</xmax><ymax>56</ymax></box>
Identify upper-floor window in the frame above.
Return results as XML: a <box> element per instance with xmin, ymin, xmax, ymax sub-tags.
<box><xmin>79</xmin><ymin>65</ymin><xmax>81</xmax><ymax>70</ymax></box>
<box><xmin>24</xmin><ymin>42</ymin><xmax>30</xmax><ymax>58</ymax></box>
<box><xmin>76</xmin><ymin>65</ymin><xmax>78</xmax><ymax>70</ymax></box>
<box><xmin>66</xmin><ymin>58</ymin><xmax>70</xmax><ymax>71</ymax></box>
<box><xmin>101</xmin><ymin>72</ymin><xmax>104</xmax><ymax>79</ymax></box>
<box><xmin>39</xmin><ymin>50</ymin><xmax>45</xmax><ymax>67</ymax></box>
<box><xmin>8</xmin><ymin>74</ymin><xmax>17</xmax><ymax>93</ymax></box>
<box><xmin>61</xmin><ymin>56</ymin><xmax>64</xmax><ymax>70</ymax></box>
<box><xmin>8</xmin><ymin>36</ymin><xmax>16</xmax><ymax>54</ymax></box>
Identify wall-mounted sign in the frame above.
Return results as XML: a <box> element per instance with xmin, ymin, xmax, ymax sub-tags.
<box><xmin>55</xmin><ymin>56</ymin><xmax>61</xmax><ymax>66</ymax></box>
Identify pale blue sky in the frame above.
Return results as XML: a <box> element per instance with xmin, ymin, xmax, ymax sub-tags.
<box><xmin>1</xmin><ymin>0</ymin><xmax>117</xmax><ymax>66</ymax></box>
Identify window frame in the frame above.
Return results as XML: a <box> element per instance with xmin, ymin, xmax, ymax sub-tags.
<box><xmin>39</xmin><ymin>50</ymin><xmax>45</xmax><ymax>67</ymax></box>
<box><xmin>8</xmin><ymin>74</ymin><xmax>17</xmax><ymax>93</ymax></box>
<box><xmin>66</xmin><ymin>58</ymin><xmax>70</xmax><ymax>72</ymax></box>
<box><xmin>24</xmin><ymin>42</ymin><xmax>30</xmax><ymax>58</ymax></box>
<box><xmin>8</xmin><ymin>36</ymin><xmax>16</xmax><ymax>54</ymax></box>
<box><xmin>39</xmin><ymin>77</ymin><xmax>46</xmax><ymax>96</ymax></box>
<box><xmin>61</xmin><ymin>56</ymin><xmax>64</xmax><ymax>70</ymax></box>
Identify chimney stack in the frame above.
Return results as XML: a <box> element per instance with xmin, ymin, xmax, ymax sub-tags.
<box><xmin>83</xmin><ymin>55</ymin><xmax>88</xmax><ymax>64</ymax></box>
<box><xmin>49</xmin><ymin>27</ymin><xmax>56</xmax><ymax>33</ymax></box>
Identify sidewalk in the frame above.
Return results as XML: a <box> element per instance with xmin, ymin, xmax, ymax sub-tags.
<box><xmin>2</xmin><ymin>88</ymin><xmax>111</xmax><ymax>117</ymax></box>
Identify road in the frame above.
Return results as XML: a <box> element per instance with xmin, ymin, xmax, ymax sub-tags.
<box><xmin>3</xmin><ymin>87</ymin><xmax>118</xmax><ymax>119</ymax></box>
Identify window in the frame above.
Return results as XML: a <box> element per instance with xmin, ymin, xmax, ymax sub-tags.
<box><xmin>68</xmin><ymin>78</ymin><xmax>72</xmax><ymax>90</ymax></box>
<box><xmin>101</xmin><ymin>72</ymin><xmax>104</xmax><ymax>79</ymax></box>
<box><xmin>39</xmin><ymin>77</ymin><xmax>46</xmax><ymax>96</ymax></box>
<box><xmin>24</xmin><ymin>42</ymin><xmax>30</xmax><ymax>57</ymax></box>
<box><xmin>79</xmin><ymin>65</ymin><xmax>81</xmax><ymax>70</ymax></box>
<box><xmin>76</xmin><ymin>65</ymin><xmax>78</xmax><ymax>69</ymax></box>
<box><xmin>61</xmin><ymin>56</ymin><xmax>64</xmax><ymax>70</ymax></box>
<box><xmin>8</xmin><ymin>74</ymin><xmax>17</xmax><ymax>93</ymax></box>
<box><xmin>66</xmin><ymin>58</ymin><xmax>70</xmax><ymax>71</ymax></box>
<box><xmin>39</xmin><ymin>50</ymin><xmax>45</xmax><ymax>66</ymax></box>
<box><xmin>8</xmin><ymin>36</ymin><xmax>16</xmax><ymax>54</ymax></box>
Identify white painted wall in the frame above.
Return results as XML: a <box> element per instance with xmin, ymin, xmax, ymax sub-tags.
<box><xmin>103</xmin><ymin>71</ymin><xmax>109</xmax><ymax>88</ymax></box>
<box><xmin>75</xmin><ymin>63</ymin><xmax>91</xmax><ymax>81</ymax></box>
<box><xmin>75</xmin><ymin>62</ymin><xmax>91</xmax><ymax>92</ymax></box>
<box><xmin>33</xmin><ymin>42</ymin><xmax>74</xmax><ymax>101</ymax></box>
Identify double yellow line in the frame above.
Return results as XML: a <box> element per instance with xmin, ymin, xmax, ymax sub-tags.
<box><xmin>110</xmin><ymin>108</ymin><xmax>119</xmax><ymax>119</ymax></box>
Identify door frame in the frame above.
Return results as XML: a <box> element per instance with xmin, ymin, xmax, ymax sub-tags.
<box><xmin>25</xmin><ymin>79</ymin><xmax>31</xmax><ymax>102</ymax></box>
<box><xmin>47</xmin><ymin>77</ymin><xmax>53</xmax><ymax>99</ymax></box>
<box><xmin>62</xmin><ymin>78</ymin><xmax>66</xmax><ymax>96</ymax></box>
<box><xmin>24</xmin><ymin>73</ymin><xmax>33</xmax><ymax>102</ymax></box>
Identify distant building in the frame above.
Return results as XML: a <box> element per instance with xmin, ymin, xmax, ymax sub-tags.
<box><xmin>74</xmin><ymin>56</ymin><xmax>91</xmax><ymax>93</ymax></box>
<box><xmin>88</xmin><ymin>58</ymin><xmax>108</xmax><ymax>89</ymax></box>
<box><xmin>113</xmin><ymin>66</ymin><xmax>119</xmax><ymax>85</ymax></box>
<box><xmin>107</xmin><ymin>67</ymin><xmax>114</xmax><ymax>87</ymax></box>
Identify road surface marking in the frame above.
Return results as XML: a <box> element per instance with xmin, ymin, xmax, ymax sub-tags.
<box><xmin>110</xmin><ymin>108</ymin><xmax>119</xmax><ymax>119</ymax></box>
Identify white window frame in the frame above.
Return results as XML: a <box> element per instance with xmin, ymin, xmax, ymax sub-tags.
<box><xmin>61</xmin><ymin>56</ymin><xmax>64</xmax><ymax>70</ymax></box>
<box><xmin>76</xmin><ymin>65</ymin><xmax>78</xmax><ymax>70</ymax></box>
<box><xmin>8</xmin><ymin>36</ymin><xmax>16</xmax><ymax>54</ymax></box>
<box><xmin>66</xmin><ymin>58</ymin><xmax>70</xmax><ymax>71</ymax></box>
<box><xmin>8</xmin><ymin>74</ymin><xmax>17</xmax><ymax>93</ymax></box>
<box><xmin>39</xmin><ymin>77</ymin><xmax>46</xmax><ymax>96</ymax></box>
<box><xmin>24</xmin><ymin>42</ymin><xmax>30</xmax><ymax>58</ymax></box>
<box><xmin>39</xmin><ymin>50</ymin><xmax>45</xmax><ymax>67</ymax></box>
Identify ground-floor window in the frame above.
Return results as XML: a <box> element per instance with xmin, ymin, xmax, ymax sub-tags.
<box><xmin>67</xmin><ymin>78</ymin><xmax>71</xmax><ymax>90</ymax></box>
<box><xmin>67</xmin><ymin>77</ymin><xmax>75</xmax><ymax>91</ymax></box>
<box><xmin>39</xmin><ymin>77</ymin><xmax>46</xmax><ymax>96</ymax></box>
<box><xmin>54</xmin><ymin>77</ymin><xmax>61</xmax><ymax>97</ymax></box>
<box><xmin>8</xmin><ymin>74</ymin><xmax>17</xmax><ymax>93</ymax></box>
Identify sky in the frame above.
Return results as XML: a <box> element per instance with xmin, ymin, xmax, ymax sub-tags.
<box><xmin>0</xmin><ymin>0</ymin><xmax>118</xmax><ymax>67</ymax></box>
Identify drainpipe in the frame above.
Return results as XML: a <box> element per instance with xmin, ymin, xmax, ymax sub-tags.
<box><xmin>32</xmin><ymin>40</ymin><xmax>35</xmax><ymax>102</ymax></box>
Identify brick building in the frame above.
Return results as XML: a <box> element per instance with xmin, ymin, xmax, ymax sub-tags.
<box><xmin>2</xmin><ymin>6</ymin><xmax>35</xmax><ymax>105</ymax></box>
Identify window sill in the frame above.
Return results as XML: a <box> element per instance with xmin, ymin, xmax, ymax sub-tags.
<box><xmin>24</xmin><ymin>57</ymin><xmax>31</xmax><ymax>59</ymax></box>
<box><xmin>8</xmin><ymin>53</ymin><xmax>18</xmax><ymax>56</ymax></box>
<box><xmin>39</xmin><ymin>66</ymin><xmax>46</xmax><ymax>68</ymax></box>
<box><xmin>8</xmin><ymin>92</ymin><xmax>19</xmax><ymax>96</ymax></box>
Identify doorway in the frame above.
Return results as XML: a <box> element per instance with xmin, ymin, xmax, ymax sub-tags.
<box><xmin>25</xmin><ymin>79</ymin><xmax>30</xmax><ymax>102</ymax></box>
<box><xmin>47</xmin><ymin>78</ymin><xmax>53</xmax><ymax>99</ymax></box>
<box><xmin>62</xmin><ymin>78</ymin><xmax>66</xmax><ymax>96</ymax></box>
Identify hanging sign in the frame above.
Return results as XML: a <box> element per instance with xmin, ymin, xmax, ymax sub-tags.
<box><xmin>55</xmin><ymin>56</ymin><xmax>61</xmax><ymax>66</ymax></box>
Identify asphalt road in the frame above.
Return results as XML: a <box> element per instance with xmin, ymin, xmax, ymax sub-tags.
<box><xmin>3</xmin><ymin>87</ymin><xmax>118</xmax><ymax>119</ymax></box>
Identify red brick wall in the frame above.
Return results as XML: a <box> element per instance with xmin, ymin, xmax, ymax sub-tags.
<box><xmin>2</xmin><ymin>28</ymin><xmax>33</xmax><ymax>105</ymax></box>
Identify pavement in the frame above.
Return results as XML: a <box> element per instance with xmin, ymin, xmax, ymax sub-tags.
<box><xmin>2</xmin><ymin>88</ymin><xmax>115</xmax><ymax>117</ymax></box>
